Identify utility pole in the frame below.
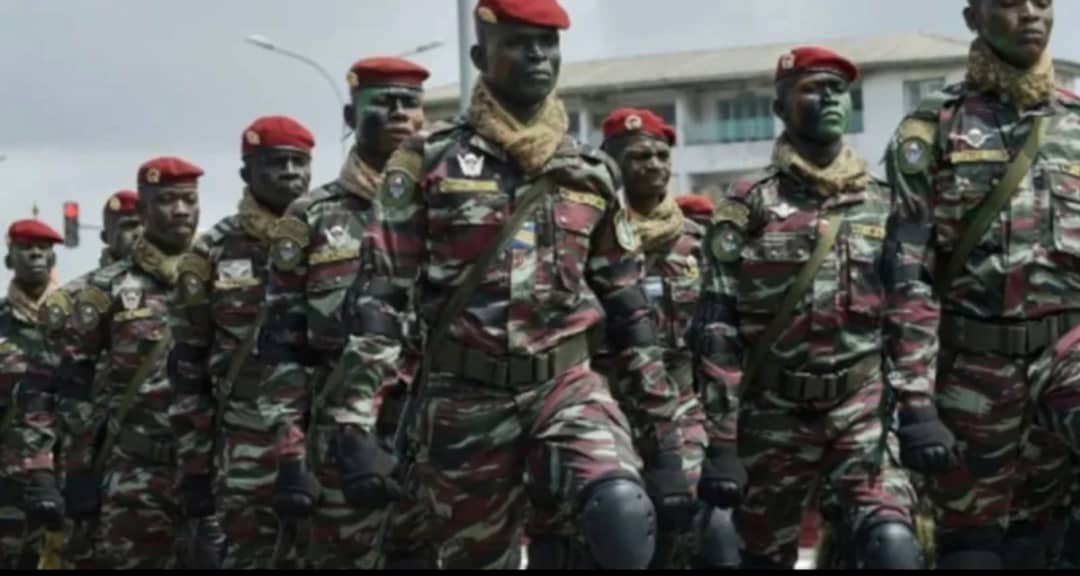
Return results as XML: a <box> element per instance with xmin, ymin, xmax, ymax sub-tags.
<box><xmin>458</xmin><ymin>0</ymin><xmax>478</xmax><ymax>116</ymax></box>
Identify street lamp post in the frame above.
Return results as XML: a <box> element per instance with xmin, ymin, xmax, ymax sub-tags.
<box><xmin>458</xmin><ymin>0</ymin><xmax>478</xmax><ymax>116</ymax></box>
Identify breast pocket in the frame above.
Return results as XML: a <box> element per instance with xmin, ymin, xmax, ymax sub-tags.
<box><xmin>738</xmin><ymin>231</ymin><xmax>813</xmax><ymax>315</ymax></box>
<box><xmin>934</xmin><ymin>159</ymin><xmax>1008</xmax><ymax>251</ymax></box>
<box><xmin>844</xmin><ymin>231</ymin><xmax>885</xmax><ymax>324</ymax></box>
<box><xmin>428</xmin><ymin>191</ymin><xmax>508</xmax><ymax>285</ymax></box>
<box><xmin>1048</xmin><ymin>166</ymin><xmax>1080</xmax><ymax>258</ymax></box>
<box><xmin>552</xmin><ymin>197</ymin><xmax>603</xmax><ymax>298</ymax></box>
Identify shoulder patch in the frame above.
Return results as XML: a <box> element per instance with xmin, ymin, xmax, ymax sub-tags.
<box><xmin>74</xmin><ymin>286</ymin><xmax>111</xmax><ymax>332</ymax></box>
<box><xmin>176</xmin><ymin>252</ymin><xmax>211</xmax><ymax>305</ymax></box>
<box><xmin>714</xmin><ymin>199</ymin><xmax>750</xmax><ymax>229</ymax></box>
<box><xmin>614</xmin><ymin>209</ymin><xmax>641</xmax><ymax>252</ymax></box>
<box><xmin>896</xmin><ymin>118</ymin><xmax>937</xmax><ymax>175</ymax></box>
<box><xmin>380</xmin><ymin>148</ymin><xmax>423</xmax><ymax>209</ymax></box>
<box><xmin>269</xmin><ymin>216</ymin><xmax>311</xmax><ymax>272</ymax></box>
<box><xmin>42</xmin><ymin>291</ymin><xmax>73</xmax><ymax>331</ymax></box>
<box><xmin>706</xmin><ymin>222</ymin><xmax>745</xmax><ymax>264</ymax></box>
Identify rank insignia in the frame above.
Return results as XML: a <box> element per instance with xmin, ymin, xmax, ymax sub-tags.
<box><xmin>457</xmin><ymin>153</ymin><xmax>486</xmax><ymax>178</ymax></box>
<box><xmin>216</xmin><ymin>259</ymin><xmax>257</xmax><ymax>289</ymax></box>
<box><xmin>324</xmin><ymin>226</ymin><xmax>351</xmax><ymax>249</ymax></box>
<box><xmin>119</xmin><ymin>284</ymin><xmax>143</xmax><ymax>312</ymax></box>
<box><xmin>958</xmin><ymin>127</ymin><xmax>991</xmax><ymax>149</ymax></box>
<box><xmin>615</xmin><ymin>210</ymin><xmax>641</xmax><ymax>252</ymax></box>
<box><xmin>708</xmin><ymin>224</ymin><xmax>744</xmax><ymax>264</ymax></box>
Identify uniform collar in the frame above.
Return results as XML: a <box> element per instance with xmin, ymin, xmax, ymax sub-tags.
<box><xmin>131</xmin><ymin>235</ymin><xmax>186</xmax><ymax>287</ymax></box>
<box><xmin>7</xmin><ymin>279</ymin><xmax>57</xmax><ymax>325</ymax></box>
<box><xmin>338</xmin><ymin>149</ymin><xmax>383</xmax><ymax>201</ymax></box>
<box><xmin>967</xmin><ymin>38</ymin><xmax>1056</xmax><ymax>110</ymax></box>
<box><xmin>772</xmin><ymin>135</ymin><xmax>868</xmax><ymax>198</ymax></box>
<box><xmin>467</xmin><ymin>80</ymin><xmax>569</xmax><ymax>177</ymax></box>
<box><xmin>238</xmin><ymin>189</ymin><xmax>278</xmax><ymax>244</ymax></box>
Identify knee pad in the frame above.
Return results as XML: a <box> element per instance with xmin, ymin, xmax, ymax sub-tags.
<box><xmin>855</xmin><ymin>520</ymin><xmax>925</xmax><ymax>570</ymax></box>
<box><xmin>937</xmin><ymin>527</ymin><xmax>1004</xmax><ymax>569</ymax></box>
<box><xmin>693</xmin><ymin>506</ymin><xmax>740</xmax><ymax>569</ymax></box>
<box><xmin>577</xmin><ymin>473</ymin><xmax>657</xmax><ymax>570</ymax></box>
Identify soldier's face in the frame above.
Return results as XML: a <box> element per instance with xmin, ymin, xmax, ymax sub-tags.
<box><xmin>476</xmin><ymin>23</ymin><xmax>562</xmax><ymax>111</ymax></box>
<box><xmin>352</xmin><ymin>86</ymin><xmax>425</xmax><ymax>160</ymax></box>
<box><xmin>779</xmin><ymin>71</ymin><xmax>852</xmax><ymax>145</ymax></box>
<box><xmin>616</xmin><ymin>135</ymin><xmax>673</xmax><ymax>203</ymax></box>
<box><xmin>247</xmin><ymin>148</ymin><xmax>312</xmax><ymax>214</ymax></box>
<box><xmin>966</xmin><ymin>0</ymin><xmax>1053</xmax><ymax>68</ymax></box>
<box><xmin>7</xmin><ymin>242</ymin><xmax>55</xmax><ymax>287</ymax></box>
<box><xmin>138</xmin><ymin>187</ymin><xmax>199</xmax><ymax>254</ymax></box>
<box><xmin>103</xmin><ymin>214</ymin><xmax>142</xmax><ymax>261</ymax></box>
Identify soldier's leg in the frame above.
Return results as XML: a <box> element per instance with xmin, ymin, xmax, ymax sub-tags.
<box><xmin>1003</xmin><ymin>427</ymin><xmax>1071</xmax><ymax>569</ymax></box>
<box><xmin>0</xmin><ymin>505</ymin><xmax>25</xmax><ymax>569</ymax></box>
<box><xmin>735</xmin><ymin>394</ymin><xmax>825</xmax><ymax>569</ymax></box>
<box><xmin>220</xmin><ymin>427</ymin><xmax>278</xmax><ymax>570</ymax></box>
<box><xmin>677</xmin><ymin>398</ymin><xmax>739</xmax><ymax>569</ymax></box>
<box><xmin>97</xmin><ymin>461</ymin><xmax>178</xmax><ymax>569</ymax></box>
<box><xmin>1059</xmin><ymin>468</ymin><xmax>1080</xmax><ymax>569</ymax></box>
<box><xmin>415</xmin><ymin>379</ymin><xmax>526</xmax><ymax>570</ymax></box>
<box><xmin>933</xmin><ymin>352</ymin><xmax>1028</xmax><ymax>568</ymax></box>
<box><xmin>526</xmin><ymin>366</ymin><xmax>655</xmax><ymax>570</ymax></box>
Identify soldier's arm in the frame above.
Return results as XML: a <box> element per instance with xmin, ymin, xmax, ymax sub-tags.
<box><xmin>882</xmin><ymin>115</ymin><xmax>942</xmax><ymax>414</ymax></box>
<box><xmin>339</xmin><ymin>144</ymin><xmax>424</xmax><ymax>435</ymax></box>
<box><xmin>168</xmin><ymin>238</ymin><xmax>216</xmax><ymax>483</ymax></box>
<box><xmin>10</xmin><ymin>322</ymin><xmax>61</xmax><ymax>478</ymax></box>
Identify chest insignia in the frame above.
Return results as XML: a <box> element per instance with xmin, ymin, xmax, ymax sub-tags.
<box><xmin>457</xmin><ymin>153</ymin><xmax>486</xmax><ymax>178</ymax></box>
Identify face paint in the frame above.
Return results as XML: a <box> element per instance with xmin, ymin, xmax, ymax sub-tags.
<box><xmin>353</xmin><ymin>85</ymin><xmax>424</xmax><ymax>161</ymax></box>
<box><xmin>140</xmin><ymin>187</ymin><xmax>199</xmax><ymax>253</ymax></box>
<box><xmin>8</xmin><ymin>242</ymin><xmax>54</xmax><ymax>288</ymax></box>
<box><xmin>974</xmin><ymin>0</ymin><xmax>1053</xmax><ymax>68</ymax></box>
<box><xmin>783</xmin><ymin>71</ymin><xmax>852</xmax><ymax>145</ymax></box>
<box><xmin>248</xmin><ymin>148</ymin><xmax>313</xmax><ymax>214</ymax></box>
<box><xmin>479</xmin><ymin>21</ymin><xmax>562</xmax><ymax>114</ymax></box>
<box><xmin>616</xmin><ymin>134</ymin><xmax>673</xmax><ymax>204</ymax></box>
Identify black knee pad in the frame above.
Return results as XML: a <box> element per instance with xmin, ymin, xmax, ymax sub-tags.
<box><xmin>855</xmin><ymin>519</ymin><xmax>925</xmax><ymax>570</ymax></box>
<box><xmin>937</xmin><ymin>526</ymin><xmax>1005</xmax><ymax>569</ymax></box>
<box><xmin>577</xmin><ymin>473</ymin><xmax>657</xmax><ymax>570</ymax></box>
<box><xmin>693</xmin><ymin>506</ymin><xmax>740</xmax><ymax>569</ymax></box>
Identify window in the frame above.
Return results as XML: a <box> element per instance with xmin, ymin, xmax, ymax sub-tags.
<box><xmin>846</xmin><ymin>88</ymin><xmax>865</xmax><ymax>135</ymax></box>
<box><xmin>904</xmin><ymin>78</ymin><xmax>946</xmax><ymax>114</ymax></box>
<box><xmin>716</xmin><ymin>94</ymin><xmax>774</xmax><ymax>143</ymax></box>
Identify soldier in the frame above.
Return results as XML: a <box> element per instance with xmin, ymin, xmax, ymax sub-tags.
<box><xmin>98</xmin><ymin>191</ymin><xmax>142</xmax><ymax>267</ymax></box>
<box><xmin>169</xmin><ymin>116</ymin><xmax>315</xmax><ymax>569</ymax></box>
<box><xmin>260</xmin><ymin>58</ymin><xmax>432</xmax><ymax>569</ymax></box>
<box><xmin>695</xmin><ymin>47</ymin><xmax>922</xmax><ymax>569</ymax></box>
<box><xmin>883</xmin><ymin>0</ymin><xmax>1080</xmax><ymax>567</ymax></box>
<box><xmin>0</xmin><ymin>220</ymin><xmax>65</xmax><ymax>569</ymax></box>
<box><xmin>676</xmin><ymin>194</ymin><xmax>716</xmax><ymax>228</ymax></box>
<box><xmin>338</xmin><ymin>0</ymin><xmax>692</xmax><ymax>569</ymax></box>
<box><xmin>45</xmin><ymin>157</ymin><xmax>202</xmax><ymax>569</ymax></box>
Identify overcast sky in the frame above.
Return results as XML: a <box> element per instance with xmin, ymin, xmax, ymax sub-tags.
<box><xmin>3</xmin><ymin>0</ymin><xmax>1078</xmax><ymax>286</ymax></box>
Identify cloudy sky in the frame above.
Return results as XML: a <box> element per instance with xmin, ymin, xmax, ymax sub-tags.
<box><xmin>2</xmin><ymin>0</ymin><xmax>1078</xmax><ymax>286</ymax></box>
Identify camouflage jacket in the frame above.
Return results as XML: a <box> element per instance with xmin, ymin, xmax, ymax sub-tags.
<box><xmin>0</xmin><ymin>288</ymin><xmax>59</xmax><ymax>478</ymax></box>
<box><xmin>43</xmin><ymin>236</ymin><xmax>181</xmax><ymax>474</ymax></box>
<box><xmin>169</xmin><ymin>192</ymin><xmax>278</xmax><ymax>480</ymax></box>
<box><xmin>884</xmin><ymin>79</ymin><xmax>1080</xmax><ymax>411</ymax></box>
<box><xmin>260</xmin><ymin>155</ymin><xmax>380</xmax><ymax>463</ymax></box>
<box><xmin>699</xmin><ymin>151</ymin><xmax>892</xmax><ymax>445</ymax></box>
<box><xmin>340</xmin><ymin>112</ymin><xmax>680</xmax><ymax>456</ymax></box>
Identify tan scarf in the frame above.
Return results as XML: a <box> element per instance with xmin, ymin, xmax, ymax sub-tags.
<box><xmin>338</xmin><ymin>151</ymin><xmax>383</xmax><ymax>201</ymax></box>
<box><xmin>8</xmin><ymin>278</ymin><xmax>58</xmax><ymax>325</ymax></box>
<box><xmin>630</xmin><ymin>194</ymin><xmax>684</xmax><ymax>252</ymax></box>
<box><xmin>772</xmin><ymin>136</ymin><xmax>869</xmax><ymax>197</ymax></box>
<box><xmin>967</xmin><ymin>38</ymin><xmax>1056</xmax><ymax>110</ymax></box>
<box><xmin>468</xmin><ymin>81</ymin><xmax>569</xmax><ymax>176</ymax></box>
<box><xmin>238</xmin><ymin>189</ymin><xmax>278</xmax><ymax>244</ymax></box>
<box><xmin>132</xmin><ymin>235</ymin><xmax>185</xmax><ymax>287</ymax></box>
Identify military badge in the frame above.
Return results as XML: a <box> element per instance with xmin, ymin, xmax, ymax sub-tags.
<box><xmin>74</xmin><ymin>287</ymin><xmax>111</xmax><ymax>332</ymax></box>
<box><xmin>381</xmin><ymin>172</ymin><xmax>414</xmax><ymax>208</ymax></box>
<box><xmin>708</xmin><ymin>224</ymin><xmax>744</xmax><ymax>264</ymax></box>
<box><xmin>75</xmin><ymin>302</ymin><xmax>100</xmax><ymax>332</ymax></box>
<box><xmin>769</xmin><ymin>202</ymin><xmax>798</xmax><ymax>221</ymax></box>
<box><xmin>146</xmin><ymin>168</ymin><xmax>161</xmax><ymax>185</ymax></box>
<box><xmin>625</xmin><ymin>114</ymin><xmax>644</xmax><ymax>131</ymax></box>
<box><xmin>120</xmin><ymin>287</ymin><xmax>142</xmax><ymax>312</ymax></box>
<box><xmin>245</xmin><ymin>130</ymin><xmax>262</xmax><ymax>147</ymax></box>
<box><xmin>780</xmin><ymin>52</ymin><xmax>796</xmax><ymax>71</ymax></box>
<box><xmin>108</xmin><ymin>196</ymin><xmax>122</xmax><ymax>212</ymax></box>
<box><xmin>714</xmin><ymin>200</ymin><xmax>750</xmax><ymax>229</ymax></box>
<box><xmin>347</xmin><ymin>71</ymin><xmax>360</xmax><ymax>89</ymax></box>
<box><xmin>899</xmin><ymin>139</ymin><xmax>930</xmax><ymax>174</ymax></box>
<box><xmin>273</xmin><ymin>239</ymin><xmax>302</xmax><ymax>271</ymax></box>
<box><xmin>457</xmin><ymin>153</ymin><xmax>486</xmax><ymax>178</ymax></box>
<box><xmin>269</xmin><ymin>217</ymin><xmax>310</xmax><ymax>272</ymax></box>
<box><xmin>324</xmin><ymin>226</ymin><xmax>351</xmax><ymax>249</ymax></box>
<box><xmin>477</xmin><ymin>5</ymin><xmax>497</xmax><ymax>23</ymax></box>
<box><xmin>615</xmin><ymin>210</ymin><xmax>641</xmax><ymax>252</ymax></box>
<box><xmin>219</xmin><ymin>259</ymin><xmax>254</xmax><ymax>282</ymax></box>
<box><xmin>958</xmin><ymin>127</ymin><xmax>991</xmax><ymax>149</ymax></box>
<box><xmin>42</xmin><ymin>292</ymin><xmax>72</xmax><ymax>331</ymax></box>
<box><xmin>180</xmin><ymin>272</ymin><xmax>206</xmax><ymax>303</ymax></box>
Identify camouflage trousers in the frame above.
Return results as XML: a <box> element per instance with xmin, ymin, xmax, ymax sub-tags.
<box><xmin>219</xmin><ymin>424</ymin><xmax>278</xmax><ymax>569</ymax></box>
<box><xmin>0</xmin><ymin>504</ymin><xmax>43</xmax><ymax>569</ymax></box>
<box><xmin>1005</xmin><ymin>426</ymin><xmax>1071</xmax><ymax>566</ymax></box>
<box><xmin>97</xmin><ymin>457</ymin><xmax>179</xmax><ymax>569</ymax></box>
<box><xmin>416</xmin><ymin>363</ymin><xmax>642</xmax><ymax>569</ymax></box>
<box><xmin>736</xmin><ymin>376</ymin><xmax>913</xmax><ymax>568</ymax></box>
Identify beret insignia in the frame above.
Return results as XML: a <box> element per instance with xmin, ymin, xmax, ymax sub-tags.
<box><xmin>146</xmin><ymin>168</ymin><xmax>161</xmax><ymax>184</ymax></box>
<box><xmin>108</xmin><ymin>197</ymin><xmax>122</xmax><ymax>212</ymax></box>
<box><xmin>245</xmin><ymin>130</ymin><xmax>261</xmax><ymax>147</ymax></box>
<box><xmin>477</xmin><ymin>6</ymin><xmax>497</xmax><ymax>23</ymax></box>
<box><xmin>624</xmin><ymin>114</ymin><xmax>643</xmax><ymax>131</ymax></box>
<box><xmin>346</xmin><ymin>71</ymin><xmax>360</xmax><ymax>90</ymax></box>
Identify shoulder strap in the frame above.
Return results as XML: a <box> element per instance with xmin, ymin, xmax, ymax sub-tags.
<box><xmin>739</xmin><ymin>214</ymin><xmax>845</xmax><ymax>397</ymax></box>
<box><xmin>212</xmin><ymin>309</ymin><xmax>268</xmax><ymax>444</ymax></box>
<box><xmin>92</xmin><ymin>332</ymin><xmax>174</xmax><ymax>477</ymax></box>
<box><xmin>936</xmin><ymin>116</ymin><xmax>1048</xmax><ymax>294</ymax></box>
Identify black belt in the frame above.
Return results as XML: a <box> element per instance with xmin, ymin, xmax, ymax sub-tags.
<box><xmin>760</xmin><ymin>355</ymin><xmax>880</xmax><ymax>403</ymax></box>
<box><xmin>432</xmin><ymin>334</ymin><xmax>591</xmax><ymax>389</ymax></box>
<box><xmin>117</xmin><ymin>430</ymin><xmax>175</xmax><ymax>466</ymax></box>
<box><xmin>940</xmin><ymin>312</ymin><xmax>1080</xmax><ymax>357</ymax></box>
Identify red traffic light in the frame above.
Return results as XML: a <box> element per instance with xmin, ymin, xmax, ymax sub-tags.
<box><xmin>64</xmin><ymin>202</ymin><xmax>79</xmax><ymax>219</ymax></box>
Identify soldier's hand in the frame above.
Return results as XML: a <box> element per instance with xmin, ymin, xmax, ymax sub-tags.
<box><xmin>698</xmin><ymin>444</ymin><xmax>747</xmax><ymax>510</ymax></box>
<box><xmin>22</xmin><ymin>471</ymin><xmax>64</xmax><ymax>526</ymax></box>
<box><xmin>62</xmin><ymin>471</ymin><xmax>101</xmax><ymax>521</ymax></box>
<box><xmin>272</xmin><ymin>460</ymin><xmax>321</xmax><ymax>518</ymax></box>
<box><xmin>643</xmin><ymin>451</ymin><xmax>695</xmax><ymax>531</ymax></box>
<box><xmin>897</xmin><ymin>406</ymin><xmax>959</xmax><ymax>475</ymax></box>
<box><xmin>185</xmin><ymin>516</ymin><xmax>227</xmax><ymax>570</ymax></box>
<box><xmin>337</xmin><ymin>431</ymin><xmax>402</xmax><ymax>509</ymax></box>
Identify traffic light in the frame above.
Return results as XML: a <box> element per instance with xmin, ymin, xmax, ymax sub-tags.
<box><xmin>63</xmin><ymin>202</ymin><xmax>79</xmax><ymax>248</ymax></box>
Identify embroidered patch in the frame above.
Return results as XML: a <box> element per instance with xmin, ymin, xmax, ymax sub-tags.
<box><xmin>74</xmin><ymin>286</ymin><xmax>111</xmax><ymax>332</ymax></box>
<box><xmin>851</xmin><ymin>224</ymin><xmax>886</xmax><ymax>240</ymax></box>
<box><xmin>560</xmin><ymin>189</ymin><xmax>607</xmax><ymax>211</ymax></box>
<box><xmin>615</xmin><ymin>209</ymin><xmax>641</xmax><ymax>252</ymax></box>
<box><xmin>708</xmin><ymin>223</ymin><xmax>744</xmax><ymax>264</ymax></box>
<box><xmin>714</xmin><ymin>200</ymin><xmax>749</xmax><ymax>229</ymax></box>
<box><xmin>309</xmin><ymin>246</ymin><xmax>360</xmax><ymax>266</ymax></box>
<box><xmin>177</xmin><ymin>253</ymin><xmax>211</xmax><ymax>303</ymax></box>
<box><xmin>269</xmin><ymin>217</ymin><xmax>310</xmax><ymax>272</ymax></box>
<box><xmin>897</xmin><ymin>118</ymin><xmax>936</xmax><ymax>175</ymax></box>
<box><xmin>439</xmin><ymin>178</ymin><xmax>500</xmax><ymax>194</ymax></box>
<box><xmin>381</xmin><ymin>172</ymin><xmax>416</xmax><ymax>208</ymax></box>
<box><xmin>114</xmin><ymin>308</ymin><xmax>155</xmax><ymax>323</ymax></box>
<box><xmin>42</xmin><ymin>292</ymin><xmax>73</xmax><ymax>331</ymax></box>
<box><xmin>949</xmin><ymin>149</ymin><xmax>1009</xmax><ymax>164</ymax></box>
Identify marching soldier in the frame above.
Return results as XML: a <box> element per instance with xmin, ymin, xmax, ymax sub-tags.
<box><xmin>0</xmin><ymin>220</ymin><xmax>65</xmax><ymax>569</ymax></box>
<box><xmin>339</xmin><ymin>0</ymin><xmax>692</xmax><ymax>569</ymax></box>
<box><xmin>97</xmin><ymin>191</ymin><xmax>142</xmax><ymax>267</ymax></box>
<box><xmin>695</xmin><ymin>47</ymin><xmax>922</xmax><ymax>569</ymax></box>
<box><xmin>169</xmin><ymin>116</ymin><xmax>315</xmax><ymax>569</ymax></box>
<box><xmin>260</xmin><ymin>58</ymin><xmax>433</xmax><ymax>568</ymax></box>
<box><xmin>45</xmin><ymin>157</ymin><xmax>202</xmax><ymax>569</ymax></box>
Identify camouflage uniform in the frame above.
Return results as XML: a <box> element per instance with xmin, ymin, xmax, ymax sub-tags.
<box><xmin>168</xmin><ymin>192</ymin><xmax>280</xmax><ymax>569</ymax></box>
<box><xmin>44</xmin><ymin>237</ymin><xmax>182</xmax><ymax>569</ymax></box>
<box><xmin>883</xmin><ymin>39</ymin><xmax>1080</xmax><ymax>558</ymax></box>
<box><xmin>699</xmin><ymin>140</ymin><xmax>915</xmax><ymax>568</ymax></box>
<box><xmin>340</xmin><ymin>83</ymin><xmax>679</xmax><ymax>569</ymax></box>
<box><xmin>0</xmin><ymin>284</ymin><xmax>60</xmax><ymax>568</ymax></box>
<box><xmin>261</xmin><ymin>152</ymin><xmax>428</xmax><ymax>568</ymax></box>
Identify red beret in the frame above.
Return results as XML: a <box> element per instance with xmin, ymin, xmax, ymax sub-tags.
<box><xmin>776</xmin><ymin>46</ymin><xmax>860</xmax><ymax>84</ymax></box>
<box><xmin>242</xmin><ymin>116</ymin><xmax>315</xmax><ymax>156</ymax></box>
<box><xmin>347</xmin><ymin>57</ymin><xmax>430</xmax><ymax>91</ymax></box>
<box><xmin>476</xmin><ymin>0</ymin><xmax>570</xmax><ymax>30</ymax></box>
<box><xmin>138</xmin><ymin>157</ymin><xmax>204</xmax><ymax>189</ymax></box>
<box><xmin>602</xmin><ymin>108</ymin><xmax>676</xmax><ymax>146</ymax></box>
<box><xmin>676</xmin><ymin>195</ymin><xmax>716</xmax><ymax>218</ymax></box>
<box><xmin>105</xmin><ymin>190</ymin><xmax>138</xmax><ymax>215</ymax></box>
<box><xmin>7</xmin><ymin>220</ymin><xmax>63</xmax><ymax>246</ymax></box>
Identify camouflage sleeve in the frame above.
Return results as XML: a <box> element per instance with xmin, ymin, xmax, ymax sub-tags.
<box><xmin>9</xmin><ymin>317</ymin><xmax>60</xmax><ymax>476</ymax></box>
<box><xmin>168</xmin><ymin>238</ymin><xmax>215</xmax><ymax>480</ymax></box>
<box><xmin>882</xmin><ymin>115</ymin><xmax>941</xmax><ymax>411</ymax></box>
<box><xmin>260</xmin><ymin>210</ymin><xmax>318</xmax><ymax>463</ymax></box>
<box><xmin>696</xmin><ymin>198</ymin><xmax>750</xmax><ymax>447</ymax></box>
<box><xmin>47</xmin><ymin>282</ymin><xmax>112</xmax><ymax>475</ymax></box>
<box><xmin>339</xmin><ymin>145</ymin><xmax>422</xmax><ymax>436</ymax></box>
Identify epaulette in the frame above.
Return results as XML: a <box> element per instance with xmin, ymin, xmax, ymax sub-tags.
<box><xmin>908</xmin><ymin>82</ymin><xmax>965</xmax><ymax>121</ymax></box>
<box><xmin>425</xmin><ymin>116</ymin><xmax>467</xmax><ymax>143</ymax></box>
<box><xmin>89</xmin><ymin>259</ymin><xmax>131</xmax><ymax>290</ymax></box>
<box><xmin>290</xmin><ymin>181</ymin><xmax>346</xmax><ymax>218</ymax></box>
<box><xmin>728</xmin><ymin>169</ymin><xmax>778</xmax><ymax>201</ymax></box>
<box><xmin>203</xmin><ymin>215</ymin><xmax>242</xmax><ymax>247</ymax></box>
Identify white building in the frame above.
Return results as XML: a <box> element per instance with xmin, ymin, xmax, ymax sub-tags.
<box><xmin>424</xmin><ymin>33</ymin><xmax>1080</xmax><ymax>200</ymax></box>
